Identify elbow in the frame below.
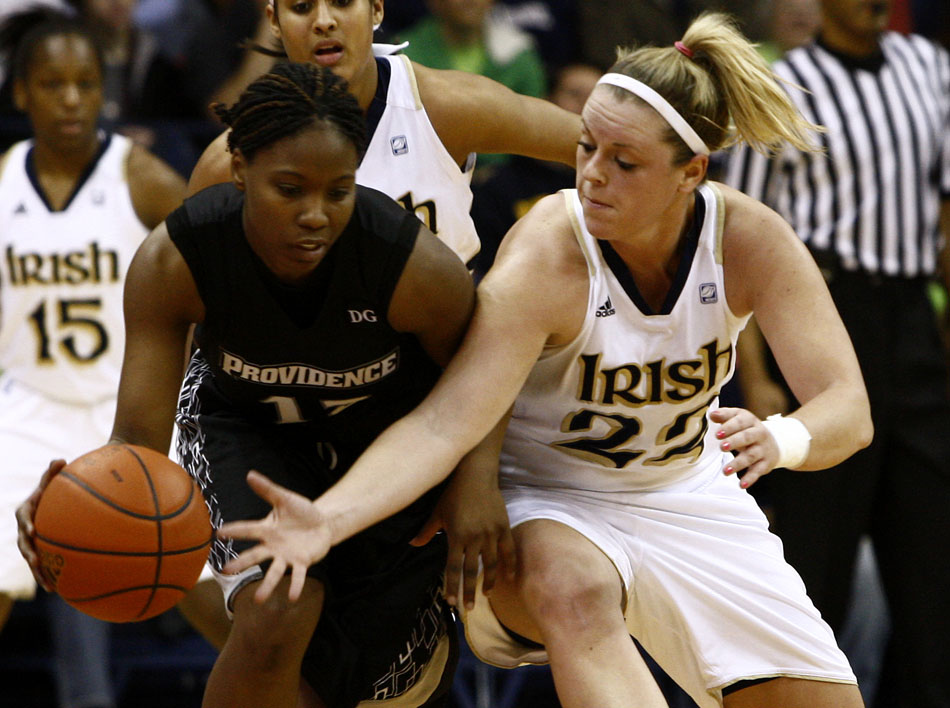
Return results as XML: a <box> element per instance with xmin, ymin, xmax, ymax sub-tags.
<box><xmin>852</xmin><ymin>396</ymin><xmax>874</xmax><ymax>452</ymax></box>
<box><xmin>855</xmin><ymin>414</ymin><xmax>874</xmax><ymax>453</ymax></box>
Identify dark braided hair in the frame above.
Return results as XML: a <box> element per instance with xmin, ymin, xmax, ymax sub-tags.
<box><xmin>213</xmin><ymin>62</ymin><xmax>366</xmax><ymax>162</ymax></box>
<box><xmin>0</xmin><ymin>7</ymin><xmax>102</xmax><ymax>82</ymax></box>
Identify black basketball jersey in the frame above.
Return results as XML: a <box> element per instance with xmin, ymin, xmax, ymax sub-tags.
<box><xmin>166</xmin><ymin>183</ymin><xmax>443</xmax><ymax>471</ymax></box>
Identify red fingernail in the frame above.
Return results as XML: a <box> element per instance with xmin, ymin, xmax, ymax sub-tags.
<box><xmin>725</xmin><ymin>466</ymin><xmax>734</xmax><ymax>474</ymax></box>
<box><xmin>740</xmin><ymin>480</ymin><xmax>749</xmax><ymax>488</ymax></box>
<box><xmin>716</xmin><ymin>430</ymin><xmax>726</xmax><ymax>439</ymax></box>
<box><xmin>720</xmin><ymin>441</ymin><xmax>731</xmax><ymax>451</ymax></box>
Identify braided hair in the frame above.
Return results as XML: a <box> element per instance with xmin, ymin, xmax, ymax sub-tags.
<box><xmin>0</xmin><ymin>7</ymin><xmax>102</xmax><ymax>82</ymax></box>
<box><xmin>213</xmin><ymin>62</ymin><xmax>366</xmax><ymax>162</ymax></box>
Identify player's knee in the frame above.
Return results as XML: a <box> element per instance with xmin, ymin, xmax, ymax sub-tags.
<box><xmin>520</xmin><ymin>568</ymin><xmax>620</xmax><ymax>635</ymax></box>
<box><xmin>228</xmin><ymin>577</ymin><xmax>324</xmax><ymax>664</ymax></box>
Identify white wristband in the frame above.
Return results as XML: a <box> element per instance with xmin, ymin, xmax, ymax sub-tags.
<box><xmin>761</xmin><ymin>414</ymin><xmax>811</xmax><ymax>469</ymax></box>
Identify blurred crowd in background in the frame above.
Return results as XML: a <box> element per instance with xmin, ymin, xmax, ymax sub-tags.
<box><xmin>0</xmin><ymin>1</ymin><xmax>947</xmax><ymax>707</ymax></box>
<box><xmin>1</xmin><ymin>0</ymin><xmax>946</xmax><ymax>181</ymax></box>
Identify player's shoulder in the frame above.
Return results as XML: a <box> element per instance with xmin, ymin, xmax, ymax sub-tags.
<box><xmin>480</xmin><ymin>190</ymin><xmax>588</xmax><ymax>341</ymax></box>
<box><xmin>0</xmin><ymin>139</ymin><xmax>30</xmax><ymax>177</ymax></box>
<box><xmin>714</xmin><ymin>181</ymin><xmax>810</xmax><ymax>297</ymax></box>
<box><xmin>516</xmin><ymin>191</ymin><xmax>574</xmax><ymax>231</ymax></box>
<box><xmin>171</xmin><ymin>183</ymin><xmax>243</xmax><ymax>234</ymax></box>
<box><xmin>187</xmin><ymin>130</ymin><xmax>231</xmax><ymax>196</ymax></box>
<box><xmin>716</xmin><ymin>181</ymin><xmax>791</xmax><ymax>248</ymax></box>
<box><xmin>126</xmin><ymin>142</ymin><xmax>187</xmax><ymax>227</ymax></box>
<box><xmin>495</xmin><ymin>191</ymin><xmax>581</xmax><ymax>276</ymax></box>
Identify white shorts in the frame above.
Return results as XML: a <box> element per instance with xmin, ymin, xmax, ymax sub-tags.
<box><xmin>0</xmin><ymin>376</ymin><xmax>115</xmax><ymax>598</ymax></box>
<box><xmin>462</xmin><ymin>467</ymin><xmax>856</xmax><ymax>707</ymax></box>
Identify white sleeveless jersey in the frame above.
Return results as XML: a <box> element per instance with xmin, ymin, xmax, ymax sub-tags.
<box><xmin>0</xmin><ymin>134</ymin><xmax>148</xmax><ymax>405</ymax></box>
<box><xmin>500</xmin><ymin>184</ymin><xmax>751</xmax><ymax>492</ymax></box>
<box><xmin>358</xmin><ymin>54</ymin><xmax>480</xmax><ymax>264</ymax></box>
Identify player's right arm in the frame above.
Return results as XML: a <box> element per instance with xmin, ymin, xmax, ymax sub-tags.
<box><xmin>413</xmin><ymin>63</ymin><xmax>581</xmax><ymax>169</ymax></box>
<box><xmin>713</xmin><ymin>184</ymin><xmax>873</xmax><ymax>485</ymax></box>
<box><xmin>110</xmin><ymin>223</ymin><xmax>205</xmax><ymax>453</ymax></box>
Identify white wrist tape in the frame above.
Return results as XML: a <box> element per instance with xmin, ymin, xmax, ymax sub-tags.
<box><xmin>761</xmin><ymin>414</ymin><xmax>812</xmax><ymax>469</ymax></box>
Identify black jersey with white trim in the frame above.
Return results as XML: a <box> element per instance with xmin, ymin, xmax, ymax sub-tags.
<box><xmin>166</xmin><ymin>182</ymin><xmax>443</xmax><ymax>472</ymax></box>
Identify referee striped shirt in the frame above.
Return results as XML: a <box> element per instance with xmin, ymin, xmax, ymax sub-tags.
<box><xmin>725</xmin><ymin>33</ymin><xmax>950</xmax><ymax>278</ymax></box>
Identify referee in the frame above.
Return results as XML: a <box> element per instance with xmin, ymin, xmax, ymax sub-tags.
<box><xmin>725</xmin><ymin>1</ymin><xmax>950</xmax><ymax>707</ymax></box>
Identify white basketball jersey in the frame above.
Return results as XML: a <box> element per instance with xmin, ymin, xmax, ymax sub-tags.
<box><xmin>358</xmin><ymin>54</ymin><xmax>480</xmax><ymax>264</ymax></box>
<box><xmin>0</xmin><ymin>134</ymin><xmax>148</xmax><ymax>405</ymax></box>
<box><xmin>500</xmin><ymin>184</ymin><xmax>750</xmax><ymax>492</ymax></box>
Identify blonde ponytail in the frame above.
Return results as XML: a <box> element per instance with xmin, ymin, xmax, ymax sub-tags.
<box><xmin>608</xmin><ymin>12</ymin><xmax>822</xmax><ymax>160</ymax></box>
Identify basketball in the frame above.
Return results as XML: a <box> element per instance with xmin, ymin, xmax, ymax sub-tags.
<box><xmin>33</xmin><ymin>444</ymin><xmax>212</xmax><ymax>623</ymax></box>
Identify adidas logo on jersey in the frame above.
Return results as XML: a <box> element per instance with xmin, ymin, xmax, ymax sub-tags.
<box><xmin>699</xmin><ymin>282</ymin><xmax>718</xmax><ymax>304</ymax></box>
<box><xmin>390</xmin><ymin>135</ymin><xmax>409</xmax><ymax>156</ymax></box>
<box><xmin>595</xmin><ymin>297</ymin><xmax>615</xmax><ymax>317</ymax></box>
<box><xmin>13</xmin><ymin>202</ymin><xmax>27</xmax><ymax>215</ymax></box>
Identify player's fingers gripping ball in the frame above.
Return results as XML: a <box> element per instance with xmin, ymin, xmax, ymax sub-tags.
<box><xmin>33</xmin><ymin>444</ymin><xmax>212</xmax><ymax>623</ymax></box>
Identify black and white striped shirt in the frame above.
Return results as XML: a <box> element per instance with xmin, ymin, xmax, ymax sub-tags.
<box><xmin>725</xmin><ymin>33</ymin><xmax>950</xmax><ymax>278</ymax></box>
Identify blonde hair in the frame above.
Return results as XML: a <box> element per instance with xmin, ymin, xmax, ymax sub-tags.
<box><xmin>608</xmin><ymin>12</ymin><xmax>821</xmax><ymax>161</ymax></box>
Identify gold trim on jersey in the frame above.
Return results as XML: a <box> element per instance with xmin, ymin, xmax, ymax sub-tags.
<box><xmin>709</xmin><ymin>181</ymin><xmax>726</xmax><ymax>266</ymax></box>
<box><xmin>119</xmin><ymin>137</ymin><xmax>134</xmax><ymax>187</ymax></box>
<box><xmin>563</xmin><ymin>189</ymin><xmax>599</xmax><ymax>281</ymax></box>
<box><xmin>399</xmin><ymin>54</ymin><xmax>424</xmax><ymax>111</ymax></box>
<box><xmin>0</xmin><ymin>144</ymin><xmax>14</xmax><ymax>176</ymax></box>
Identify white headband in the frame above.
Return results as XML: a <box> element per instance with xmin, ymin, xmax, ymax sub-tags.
<box><xmin>596</xmin><ymin>73</ymin><xmax>709</xmax><ymax>156</ymax></box>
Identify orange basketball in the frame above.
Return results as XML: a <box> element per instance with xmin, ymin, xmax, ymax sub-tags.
<box><xmin>33</xmin><ymin>444</ymin><xmax>212</xmax><ymax>623</ymax></box>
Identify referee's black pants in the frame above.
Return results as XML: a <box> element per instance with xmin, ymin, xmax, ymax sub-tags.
<box><xmin>769</xmin><ymin>270</ymin><xmax>950</xmax><ymax>708</ymax></box>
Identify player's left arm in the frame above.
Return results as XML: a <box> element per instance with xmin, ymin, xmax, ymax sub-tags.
<box><xmin>715</xmin><ymin>183</ymin><xmax>872</xmax><ymax>484</ymax></box>
<box><xmin>126</xmin><ymin>144</ymin><xmax>188</xmax><ymax>229</ymax></box>
<box><xmin>413</xmin><ymin>63</ymin><xmax>581</xmax><ymax>168</ymax></box>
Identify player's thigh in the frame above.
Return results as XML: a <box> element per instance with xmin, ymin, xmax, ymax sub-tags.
<box><xmin>490</xmin><ymin>518</ymin><xmax>624</xmax><ymax>642</ymax></box>
<box><xmin>724</xmin><ymin>676</ymin><xmax>864</xmax><ymax>708</ymax></box>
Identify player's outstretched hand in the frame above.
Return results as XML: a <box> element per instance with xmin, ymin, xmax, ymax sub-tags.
<box><xmin>709</xmin><ymin>407</ymin><xmax>780</xmax><ymax>488</ymax></box>
<box><xmin>217</xmin><ymin>471</ymin><xmax>332</xmax><ymax>604</ymax></box>
<box><xmin>412</xmin><ymin>468</ymin><xmax>516</xmax><ymax>611</ymax></box>
<box><xmin>16</xmin><ymin>459</ymin><xmax>67</xmax><ymax>591</ymax></box>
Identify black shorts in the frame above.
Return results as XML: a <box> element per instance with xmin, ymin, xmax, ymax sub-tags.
<box><xmin>176</xmin><ymin>357</ymin><xmax>457</xmax><ymax>707</ymax></box>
